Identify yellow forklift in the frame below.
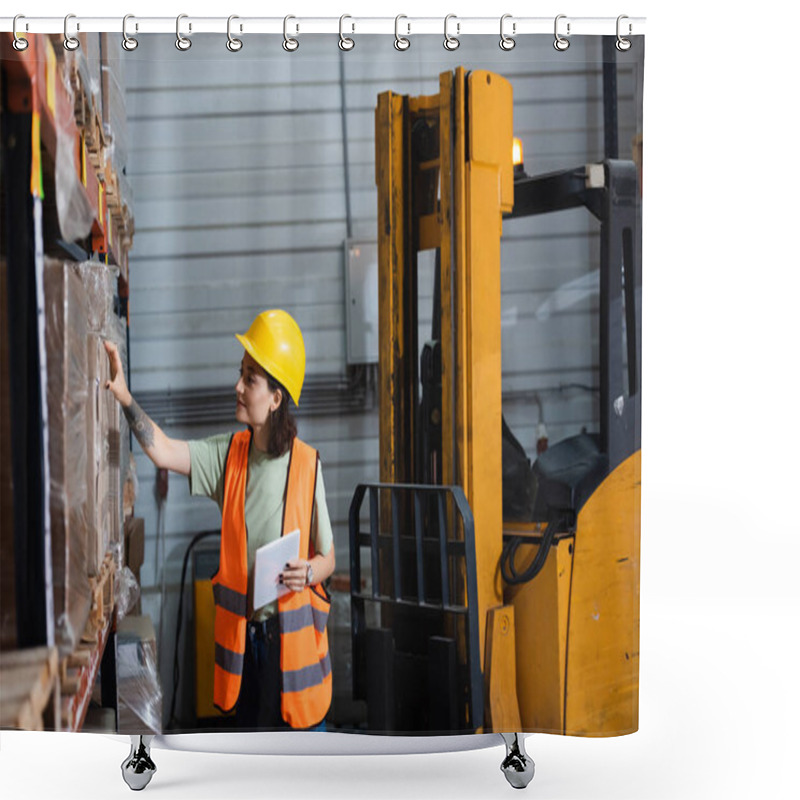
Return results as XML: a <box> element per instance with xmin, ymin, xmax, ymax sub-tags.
<box><xmin>349</xmin><ymin>68</ymin><xmax>641</xmax><ymax>738</ymax></box>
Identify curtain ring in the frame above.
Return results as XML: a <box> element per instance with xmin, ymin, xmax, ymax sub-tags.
<box><xmin>283</xmin><ymin>15</ymin><xmax>299</xmax><ymax>52</ymax></box>
<box><xmin>227</xmin><ymin>15</ymin><xmax>243</xmax><ymax>52</ymax></box>
<box><xmin>339</xmin><ymin>15</ymin><xmax>355</xmax><ymax>51</ymax></box>
<box><xmin>443</xmin><ymin>14</ymin><xmax>460</xmax><ymax>51</ymax></box>
<box><xmin>499</xmin><ymin>14</ymin><xmax>515</xmax><ymax>51</ymax></box>
<box><xmin>553</xmin><ymin>14</ymin><xmax>570</xmax><ymax>51</ymax></box>
<box><xmin>175</xmin><ymin>14</ymin><xmax>192</xmax><ymax>51</ymax></box>
<box><xmin>64</xmin><ymin>14</ymin><xmax>80</xmax><ymax>51</ymax></box>
<box><xmin>394</xmin><ymin>15</ymin><xmax>410</xmax><ymax>51</ymax></box>
<box><xmin>12</xmin><ymin>15</ymin><xmax>29</xmax><ymax>51</ymax></box>
<box><xmin>122</xmin><ymin>14</ymin><xmax>138</xmax><ymax>51</ymax></box>
<box><xmin>616</xmin><ymin>15</ymin><xmax>632</xmax><ymax>52</ymax></box>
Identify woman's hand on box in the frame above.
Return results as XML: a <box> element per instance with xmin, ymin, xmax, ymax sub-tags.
<box><xmin>103</xmin><ymin>340</ymin><xmax>131</xmax><ymax>407</ymax></box>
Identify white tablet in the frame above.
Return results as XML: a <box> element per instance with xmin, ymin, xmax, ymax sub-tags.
<box><xmin>252</xmin><ymin>529</ymin><xmax>300</xmax><ymax>608</ymax></box>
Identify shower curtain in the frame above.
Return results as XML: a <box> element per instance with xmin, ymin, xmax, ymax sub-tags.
<box><xmin>0</xmin><ymin>24</ymin><xmax>644</xmax><ymax>740</ymax></box>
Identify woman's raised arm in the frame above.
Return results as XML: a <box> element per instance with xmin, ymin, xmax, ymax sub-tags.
<box><xmin>104</xmin><ymin>340</ymin><xmax>191</xmax><ymax>476</ymax></box>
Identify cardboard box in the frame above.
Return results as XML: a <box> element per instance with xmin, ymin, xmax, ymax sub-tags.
<box><xmin>43</xmin><ymin>260</ymin><xmax>93</xmax><ymax>656</ymax></box>
<box><xmin>124</xmin><ymin>517</ymin><xmax>145</xmax><ymax>579</ymax></box>
<box><xmin>86</xmin><ymin>334</ymin><xmax>121</xmax><ymax>575</ymax></box>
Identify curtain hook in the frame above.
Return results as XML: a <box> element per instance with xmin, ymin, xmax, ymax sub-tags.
<box><xmin>616</xmin><ymin>15</ymin><xmax>632</xmax><ymax>52</ymax></box>
<box><xmin>394</xmin><ymin>15</ymin><xmax>410</xmax><ymax>51</ymax></box>
<box><xmin>500</xmin><ymin>14</ymin><xmax>516</xmax><ymax>51</ymax></box>
<box><xmin>175</xmin><ymin>14</ymin><xmax>192</xmax><ymax>51</ymax></box>
<box><xmin>443</xmin><ymin>14</ymin><xmax>460</xmax><ymax>51</ymax></box>
<box><xmin>12</xmin><ymin>15</ymin><xmax>29</xmax><ymax>51</ymax></box>
<box><xmin>283</xmin><ymin>15</ymin><xmax>299</xmax><ymax>51</ymax></box>
<box><xmin>122</xmin><ymin>14</ymin><xmax>138</xmax><ymax>51</ymax></box>
<box><xmin>339</xmin><ymin>14</ymin><xmax>355</xmax><ymax>51</ymax></box>
<box><xmin>227</xmin><ymin>15</ymin><xmax>243</xmax><ymax>52</ymax></box>
<box><xmin>64</xmin><ymin>13</ymin><xmax>80</xmax><ymax>51</ymax></box>
<box><xmin>554</xmin><ymin>14</ymin><xmax>570</xmax><ymax>51</ymax></box>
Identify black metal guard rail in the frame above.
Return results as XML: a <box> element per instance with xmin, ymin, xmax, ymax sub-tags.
<box><xmin>348</xmin><ymin>482</ymin><xmax>483</xmax><ymax>732</ymax></box>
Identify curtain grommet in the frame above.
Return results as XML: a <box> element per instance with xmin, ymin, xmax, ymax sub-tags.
<box><xmin>12</xmin><ymin>15</ymin><xmax>29</xmax><ymax>51</ymax></box>
<box><xmin>554</xmin><ymin>14</ymin><xmax>570</xmax><ymax>51</ymax></box>
<box><xmin>64</xmin><ymin>13</ymin><xmax>80</xmax><ymax>51</ymax></box>
<box><xmin>175</xmin><ymin>14</ymin><xmax>192</xmax><ymax>51</ymax></box>
<box><xmin>283</xmin><ymin>15</ymin><xmax>299</xmax><ymax>52</ymax></box>
<box><xmin>122</xmin><ymin>14</ymin><xmax>139</xmax><ymax>51</ymax></box>
<box><xmin>616</xmin><ymin>15</ymin><xmax>632</xmax><ymax>51</ymax></box>
<box><xmin>227</xmin><ymin>15</ymin><xmax>243</xmax><ymax>52</ymax></box>
<box><xmin>394</xmin><ymin>15</ymin><xmax>410</xmax><ymax>51</ymax></box>
<box><xmin>444</xmin><ymin>14</ymin><xmax>460</xmax><ymax>51</ymax></box>
<box><xmin>339</xmin><ymin>14</ymin><xmax>355</xmax><ymax>51</ymax></box>
<box><xmin>500</xmin><ymin>14</ymin><xmax>516</xmax><ymax>51</ymax></box>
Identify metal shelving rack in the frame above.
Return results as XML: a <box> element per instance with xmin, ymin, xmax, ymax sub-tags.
<box><xmin>1</xmin><ymin>32</ymin><xmax>133</xmax><ymax>732</ymax></box>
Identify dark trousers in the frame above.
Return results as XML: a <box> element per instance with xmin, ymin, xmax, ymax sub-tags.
<box><xmin>234</xmin><ymin>616</ymin><xmax>288</xmax><ymax>731</ymax></box>
<box><xmin>233</xmin><ymin>616</ymin><xmax>327</xmax><ymax>732</ymax></box>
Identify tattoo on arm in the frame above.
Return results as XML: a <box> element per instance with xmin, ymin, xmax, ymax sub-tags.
<box><xmin>123</xmin><ymin>398</ymin><xmax>156</xmax><ymax>449</ymax></box>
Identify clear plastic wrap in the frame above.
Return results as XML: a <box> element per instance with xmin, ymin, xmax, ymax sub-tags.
<box><xmin>73</xmin><ymin>262</ymin><xmax>124</xmax><ymax>576</ymax></box>
<box><xmin>43</xmin><ymin>259</ymin><xmax>92</xmax><ymax>656</ymax></box>
<box><xmin>55</xmin><ymin>60</ymin><xmax>94</xmax><ymax>244</ymax></box>
<box><xmin>85</xmin><ymin>334</ymin><xmax>115</xmax><ymax>574</ymax></box>
<box><xmin>101</xmin><ymin>61</ymin><xmax>128</xmax><ymax>183</ymax></box>
<box><xmin>115</xmin><ymin>566</ymin><xmax>141</xmax><ymax>624</ymax></box>
<box><xmin>72</xmin><ymin>261</ymin><xmax>119</xmax><ymax>337</ymax></box>
<box><xmin>116</xmin><ymin>615</ymin><xmax>163</xmax><ymax>735</ymax></box>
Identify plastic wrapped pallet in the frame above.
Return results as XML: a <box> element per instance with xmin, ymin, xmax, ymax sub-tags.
<box><xmin>86</xmin><ymin>334</ymin><xmax>116</xmax><ymax>575</ymax></box>
<box><xmin>55</xmin><ymin>48</ymin><xmax>94</xmax><ymax>244</ymax></box>
<box><xmin>101</xmin><ymin>63</ymin><xmax>128</xmax><ymax>185</ymax></box>
<box><xmin>63</xmin><ymin>34</ymin><xmax>103</xmax><ymax>141</ymax></box>
<box><xmin>72</xmin><ymin>261</ymin><xmax>128</xmax><ymax>569</ymax></box>
<box><xmin>43</xmin><ymin>259</ymin><xmax>93</xmax><ymax>657</ymax></box>
<box><xmin>116</xmin><ymin>615</ymin><xmax>163</xmax><ymax>735</ymax></box>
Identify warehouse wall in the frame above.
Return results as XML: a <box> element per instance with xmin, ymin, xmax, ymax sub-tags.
<box><xmin>122</xmin><ymin>34</ymin><xmax>642</xmax><ymax>724</ymax></box>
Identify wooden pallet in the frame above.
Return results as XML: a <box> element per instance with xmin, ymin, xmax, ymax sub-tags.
<box><xmin>60</xmin><ymin>615</ymin><xmax>112</xmax><ymax>732</ymax></box>
<box><xmin>82</xmin><ymin>551</ymin><xmax>116</xmax><ymax>643</ymax></box>
<box><xmin>58</xmin><ymin>551</ymin><xmax>117</xmax><ymax>731</ymax></box>
<box><xmin>0</xmin><ymin>647</ymin><xmax>59</xmax><ymax>731</ymax></box>
<box><xmin>66</xmin><ymin>60</ymin><xmax>105</xmax><ymax>156</ymax></box>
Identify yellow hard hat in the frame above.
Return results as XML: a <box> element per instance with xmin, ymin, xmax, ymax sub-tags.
<box><xmin>235</xmin><ymin>309</ymin><xmax>306</xmax><ymax>405</ymax></box>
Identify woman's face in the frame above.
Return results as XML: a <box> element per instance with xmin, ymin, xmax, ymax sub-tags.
<box><xmin>235</xmin><ymin>352</ymin><xmax>281</xmax><ymax>427</ymax></box>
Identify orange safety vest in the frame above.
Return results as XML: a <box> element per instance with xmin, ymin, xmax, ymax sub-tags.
<box><xmin>212</xmin><ymin>429</ymin><xmax>332</xmax><ymax>728</ymax></box>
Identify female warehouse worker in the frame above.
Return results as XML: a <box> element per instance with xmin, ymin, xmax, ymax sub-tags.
<box><xmin>104</xmin><ymin>309</ymin><xmax>334</xmax><ymax>731</ymax></box>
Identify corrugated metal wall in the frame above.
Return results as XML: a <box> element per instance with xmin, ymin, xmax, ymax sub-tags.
<box><xmin>123</xmin><ymin>34</ymin><xmax>642</xmax><ymax>722</ymax></box>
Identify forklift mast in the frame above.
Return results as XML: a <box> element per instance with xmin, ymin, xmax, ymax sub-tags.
<box><xmin>375</xmin><ymin>68</ymin><xmax>513</xmax><ymax>675</ymax></box>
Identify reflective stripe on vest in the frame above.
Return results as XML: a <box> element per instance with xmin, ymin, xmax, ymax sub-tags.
<box><xmin>278</xmin><ymin>438</ymin><xmax>332</xmax><ymax>729</ymax></box>
<box><xmin>212</xmin><ymin>430</ymin><xmax>332</xmax><ymax>727</ymax></box>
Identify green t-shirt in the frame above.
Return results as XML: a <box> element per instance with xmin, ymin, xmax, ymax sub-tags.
<box><xmin>187</xmin><ymin>432</ymin><xmax>333</xmax><ymax>622</ymax></box>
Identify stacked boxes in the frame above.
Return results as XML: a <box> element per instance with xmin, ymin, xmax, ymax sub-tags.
<box><xmin>77</xmin><ymin>262</ymin><xmax>124</xmax><ymax>576</ymax></box>
<box><xmin>43</xmin><ymin>259</ymin><xmax>127</xmax><ymax>652</ymax></box>
<box><xmin>62</xmin><ymin>34</ymin><xmax>105</xmax><ymax>158</ymax></box>
<box><xmin>43</xmin><ymin>259</ymin><xmax>93</xmax><ymax>656</ymax></box>
<box><xmin>101</xmin><ymin>62</ymin><xmax>128</xmax><ymax>184</ymax></box>
<box><xmin>100</xmin><ymin>40</ymin><xmax>133</xmax><ymax>222</ymax></box>
<box><xmin>86</xmin><ymin>335</ymin><xmax>120</xmax><ymax>576</ymax></box>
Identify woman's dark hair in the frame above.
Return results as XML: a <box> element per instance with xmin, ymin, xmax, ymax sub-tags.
<box><xmin>264</xmin><ymin>372</ymin><xmax>297</xmax><ymax>457</ymax></box>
